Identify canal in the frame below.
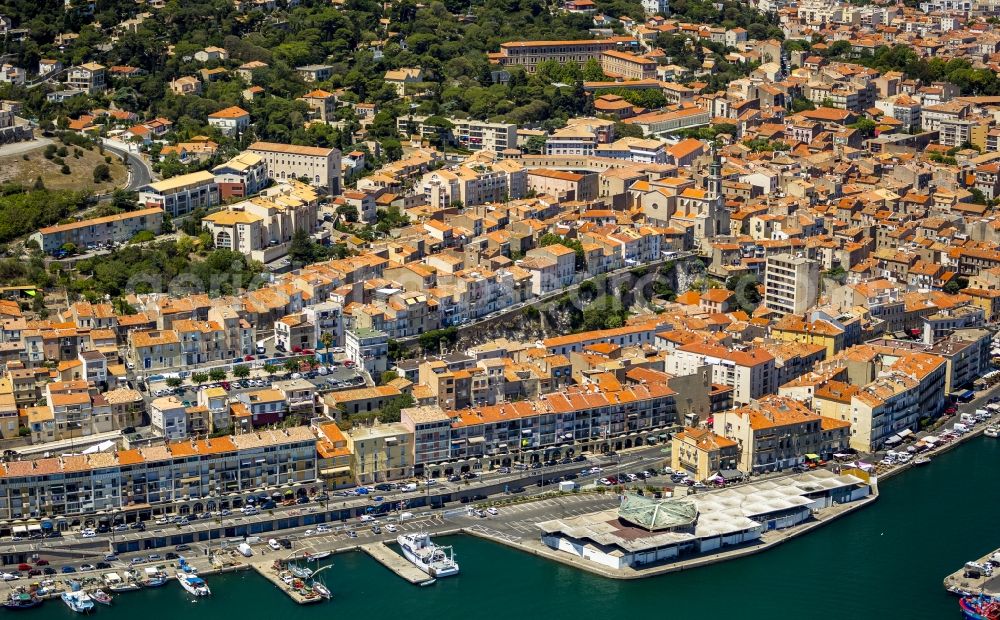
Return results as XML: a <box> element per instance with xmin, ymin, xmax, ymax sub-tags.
<box><xmin>34</xmin><ymin>435</ymin><xmax>1000</xmax><ymax>619</ymax></box>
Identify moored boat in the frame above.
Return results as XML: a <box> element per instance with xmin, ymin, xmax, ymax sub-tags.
<box><xmin>90</xmin><ymin>590</ymin><xmax>112</xmax><ymax>606</ymax></box>
<box><xmin>176</xmin><ymin>573</ymin><xmax>211</xmax><ymax>597</ymax></box>
<box><xmin>310</xmin><ymin>581</ymin><xmax>331</xmax><ymax>599</ymax></box>
<box><xmin>984</xmin><ymin>427</ymin><xmax>999</xmax><ymax>438</ymax></box>
<box><xmin>397</xmin><ymin>532</ymin><xmax>459</xmax><ymax>578</ymax></box>
<box><xmin>61</xmin><ymin>591</ymin><xmax>95</xmax><ymax>614</ymax></box>
<box><xmin>305</xmin><ymin>551</ymin><xmax>331</xmax><ymax>561</ymax></box>
<box><xmin>961</xmin><ymin>595</ymin><xmax>1000</xmax><ymax>620</ymax></box>
<box><xmin>288</xmin><ymin>564</ymin><xmax>313</xmax><ymax>579</ymax></box>
<box><xmin>142</xmin><ymin>567</ymin><xmax>168</xmax><ymax>587</ymax></box>
<box><xmin>913</xmin><ymin>456</ymin><xmax>931</xmax><ymax>466</ymax></box>
<box><xmin>3</xmin><ymin>591</ymin><xmax>43</xmax><ymax>610</ymax></box>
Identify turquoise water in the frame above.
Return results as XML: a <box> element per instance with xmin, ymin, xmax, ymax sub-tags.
<box><xmin>33</xmin><ymin>436</ymin><xmax>1000</xmax><ymax>619</ymax></box>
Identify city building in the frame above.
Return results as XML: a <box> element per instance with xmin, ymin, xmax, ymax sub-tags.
<box><xmin>137</xmin><ymin>171</ymin><xmax>220</xmax><ymax>217</ymax></box>
<box><xmin>764</xmin><ymin>254</ymin><xmax>821</xmax><ymax>316</ymax></box>
<box><xmin>247</xmin><ymin>141</ymin><xmax>341</xmax><ymax>195</ymax></box>
<box><xmin>31</xmin><ymin>207</ymin><xmax>164</xmax><ymax>254</ymax></box>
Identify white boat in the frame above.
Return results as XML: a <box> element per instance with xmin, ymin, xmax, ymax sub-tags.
<box><xmin>61</xmin><ymin>591</ymin><xmax>95</xmax><ymax>614</ymax></box>
<box><xmin>305</xmin><ymin>551</ymin><xmax>331</xmax><ymax>561</ymax></box>
<box><xmin>288</xmin><ymin>564</ymin><xmax>313</xmax><ymax>579</ymax></box>
<box><xmin>90</xmin><ymin>589</ymin><xmax>112</xmax><ymax>605</ymax></box>
<box><xmin>913</xmin><ymin>456</ymin><xmax>931</xmax><ymax>466</ymax></box>
<box><xmin>985</xmin><ymin>427</ymin><xmax>999</xmax><ymax>438</ymax></box>
<box><xmin>176</xmin><ymin>573</ymin><xmax>211</xmax><ymax>597</ymax></box>
<box><xmin>142</xmin><ymin>567</ymin><xmax>168</xmax><ymax>587</ymax></box>
<box><xmin>104</xmin><ymin>572</ymin><xmax>141</xmax><ymax>592</ymax></box>
<box><xmin>397</xmin><ymin>532</ymin><xmax>459</xmax><ymax>578</ymax></box>
<box><xmin>311</xmin><ymin>581</ymin><xmax>332</xmax><ymax>599</ymax></box>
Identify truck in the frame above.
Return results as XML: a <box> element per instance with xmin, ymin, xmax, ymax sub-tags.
<box><xmin>558</xmin><ymin>480</ymin><xmax>577</xmax><ymax>492</ymax></box>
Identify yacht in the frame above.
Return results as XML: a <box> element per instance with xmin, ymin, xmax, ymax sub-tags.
<box><xmin>397</xmin><ymin>532</ymin><xmax>460</xmax><ymax>578</ymax></box>
<box><xmin>61</xmin><ymin>591</ymin><xmax>95</xmax><ymax>614</ymax></box>
<box><xmin>176</xmin><ymin>573</ymin><xmax>211</xmax><ymax>597</ymax></box>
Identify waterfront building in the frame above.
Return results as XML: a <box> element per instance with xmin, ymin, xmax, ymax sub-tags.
<box><xmin>0</xmin><ymin>427</ymin><xmax>317</xmax><ymax>523</ymax></box>
<box><xmin>670</xmin><ymin>428</ymin><xmax>739</xmax><ymax>481</ymax></box>
<box><xmin>537</xmin><ymin>469</ymin><xmax>872</xmax><ymax>570</ymax></box>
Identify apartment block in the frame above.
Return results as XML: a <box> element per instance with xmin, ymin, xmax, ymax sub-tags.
<box><xmin>765</xmin><ymin>253</ymin><xmax>820</xmax><ymax>316</ymax></box>
<box><xmin>138</xmin><ymin>171</ymin><xmax>220</xmax><ymax>218</ymax></box>
<box><xmin>31</xmin><ymin>207</ymin><xmax>164</xmax><ymax>254</ymax></box>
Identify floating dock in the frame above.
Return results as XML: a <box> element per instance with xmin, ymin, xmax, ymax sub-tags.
<box><xmin>944</xmin><ymin>547</ymin><xmax>1000</xmax><ymax>596</ymax></box>
<box><xmin>361</xmin><ymin>542</ymin><xmax>434</xmax><ymax>585</ymax></box>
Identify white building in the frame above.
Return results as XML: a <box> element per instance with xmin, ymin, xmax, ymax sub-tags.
<box><xmin>345</xmin><ymin>327</ymin><xmax>389</xmax><ymax>381</ymax></box>
<box><xmin>248</xmin><ymin>141</ymin><xmax>341</xmax><ymax>195</ymax></box>
<box><xmin>138</xmin><ymin>171</ymin><xmax>219</xmax><ymax>217</ymax></box>
<box><xmin>150</xmin><ymin>396</ymin><xmax>187</xmax><ymax>440</ymax></box>
<box><xmin>764</xmin><ymin>253</ymin><xmax>820</xmax><ymax>316</ymax></box>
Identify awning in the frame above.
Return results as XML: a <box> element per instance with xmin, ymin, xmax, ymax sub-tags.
<box><xmin>898</xmin><ymin>429</ymin><xmax>914</xmax><ymax>438</ymax></box>
<box><xmin>805</xmin><ymin>453</ymin><xmax>820</xmax><ymax>460</ymax></box>
<box><xmin>885</xmin><ymin>435</ymin><xmax>902</xmax><ymax>445</ymax></box>
<box><xmin>468</xmin><ymin>436</ymin><xmax>485</xmax><ymax>444</ymax></box>
<box><xmin>320</xmin><ymin>466</ymin><xmax>351</xmax><ymax>475</ymax></box>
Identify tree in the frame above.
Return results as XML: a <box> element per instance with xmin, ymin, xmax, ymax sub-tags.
<box><xmin>524</xmin><ymin>134</ymin><xmax>547</xmax><ymax>154</ymax></box>
<box><xmin>582</xmin><ymin>58</ymin><xmax>605</xmax><ymax>81</ymax></box>
<box><xmin>848</xmin><ymin>117</ymin><xmax>877</xmax><ymax>138</ymax></box>
<box><xmin>233</xmin><ymin>364</ymin><xmax>251</xmax><ymax>379</ymax></box>
<box><xmin>380</xmin><ymin>370</ymin><xmax>399</xmax><ymax>385</ymax></box>
<box><xmin>289</xmin><ymin>229</ymin><xmax>316</xmax><ymax>266</ymax></box>
<box><xmin>320</xmin><ymin>331</ymin><xmax>334</xmax><ymax>357</ymax></box>
<box><xmin>263</xmin><ymin>363</ymin><xmax>279</xmax><ymax>377</ymax></box>
<box><xmin>283</xmin><ymin>359</ymin><xmax>301</xmax><ymax>374</ymax></box>
<box><xmin>192</xmin><ymin>372</ymin><xmax>209</xmax><ymax>387</ymax></box>
<box><xmin>92</xmin><ymin>164</ymin><xmax>111</xmax><ymax>183</ymax></box>
<box><xmin>165</xmin><ymin>377</ymin><xmax>183</xmax><ymax>388</ymax></box>
<box><xmin>208</xmin><ymin>367</ymin><xmax>227</xmax><ymax>382</ymax></box>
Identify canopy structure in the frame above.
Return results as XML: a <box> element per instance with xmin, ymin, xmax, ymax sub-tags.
<box><xmin>618</xmin><ymin>493</ymin><xmax>697</xmax><ymax>531</ymax></box>
<box><xmin>804</xmin><ymin>453</ymin><xmax>820</xmax><ymax>461</ymax></box>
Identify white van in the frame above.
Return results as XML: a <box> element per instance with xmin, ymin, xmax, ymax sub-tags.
<box><xmin>400</xmin><ymin>483</ymin><xmax>418</xmax><ymax>492</ymax></box>
<box><xmin>237</xmin><ymin>542</ymin><xmax>253</xmax><ymax>557</ymax></box>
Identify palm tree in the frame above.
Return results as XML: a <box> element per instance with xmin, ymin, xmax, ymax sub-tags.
<box><xmin>320</xmin><ymin>331</ymin><xmax>334</xmax><ymax>362</ymax></box>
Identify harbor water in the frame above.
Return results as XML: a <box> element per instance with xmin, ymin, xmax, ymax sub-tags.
<box><xmin>32</xmin><ymin>435</ymin><xmax>1000</xmax><ymax>620</ymax></box>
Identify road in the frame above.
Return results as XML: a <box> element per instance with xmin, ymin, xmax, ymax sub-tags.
<box><xmin>102</xmin><ymin>142</ymin><xmax>153</xmax><ymax>190</ymax></box>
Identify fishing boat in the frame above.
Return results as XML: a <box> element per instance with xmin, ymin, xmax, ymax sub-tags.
<box><xmin>961</xmin><ymin>595</ymin><xmax>1000</xmax><ymax>620</ymax></box>
<box><xmin>104</xmin><ymin>572</ymin><xmax>141</xmax><ymax>592</ymax></box>
<box><xmin>305</xmin><ymin>551</ymin><xmax>331</xmax><ymax>562</ymax></box>
<box><xmin>3</xmin><ymin>591</ymin><xmax>43</xmax><ymax>610</ymax></box>
<box><xmin>61</xmin><ymin>591</ymin><xmax>95</xmax><ymax>614</ymax></box>
<box><xmin>913</xmin><ymin>456</ymin><xmax>931</xmax><ymax>466</ymax></box>
<box><xmin>176</xmin><ymin>573</ymin><xmax>211</xmax><ymax>597</ymax></box>
<box><xmin>142</xmin><ymin>567</ymin><xmax>168</xmax><ymax>587</ymax></box>
<box><xmin>397</xmin><ymin>532</ymin><xmax>460</xmax><ymax>578</ymax></box>
<box><xmin>288</xmin><ymin>564</ymin><xmax>313</xmax><ymax>579</ymax></box>
<box><xmin>985</xmin><ymin>427</ymin><xmax>999</xmax><ymax>438</ymax></box>
<box><xmin>90</xmin><ymin>590</ymin><xmax>112</xmax><ymax>606</ymax></box>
